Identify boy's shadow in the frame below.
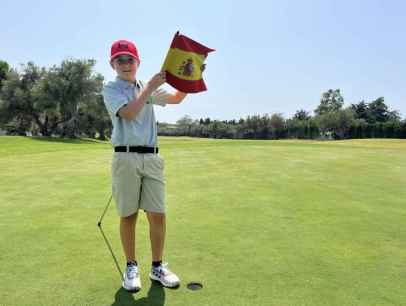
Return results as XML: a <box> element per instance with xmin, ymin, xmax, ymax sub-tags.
<box><xmin>111</xmin><ymin>281</ymin><xmax>167</xmax><ymax>306</ymax></box>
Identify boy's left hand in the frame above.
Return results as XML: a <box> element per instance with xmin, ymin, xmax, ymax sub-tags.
<box><xmin>147</xmin><ymin>71</ymin><xmax>166</xmax><ymax>92</ymax></box>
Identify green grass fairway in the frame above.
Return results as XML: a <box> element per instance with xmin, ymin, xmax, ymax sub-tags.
<box><xmin>1</xmin><ymin>136</ymin><xmax>405</xmax><ymax>306</ymax></box>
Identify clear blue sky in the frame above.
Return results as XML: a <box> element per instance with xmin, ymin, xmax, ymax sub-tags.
<box><xmin>1</xmin><ymin>0</ymin><xmax>405</xmax><ymax>123</ymax></box>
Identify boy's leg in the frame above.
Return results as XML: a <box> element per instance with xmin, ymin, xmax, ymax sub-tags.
<box><xmin>112</xmin><ymin>152</ymin><xmax>143</xmax><ymax>262</ymax></box>
<box><xmin>141</xmin><ymin>154</ymin><xmax>180</xmax><ymax>287</ymax></box>
<box><xmin>146</xmin><ymin>212</ymin><xmax>166</xmax><ymax>261</ymax></box>
<box><xmin>140</xmin><ymin>154</ymin><xmax>166</xmax><ymax>261</ymax></box>
<box><xmin>120</xmin><ymin>211</ymin><xmax>142</xmax><ymax>291</ymax></box>
<box><xmin>146</xmin><ymin>210</ymin><xmax>180</xmax><ymax>287</ymax></box>
<box><xmin>120</xmin><ymin>212</ymin><xmax>139</xmax><ymax>262</ymax></box>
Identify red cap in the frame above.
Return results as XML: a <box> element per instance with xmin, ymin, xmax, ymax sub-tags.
<box><xmin>110</xmin><ymin>39</ymin><xmax>140</xmax><ymax>64</ymax></box>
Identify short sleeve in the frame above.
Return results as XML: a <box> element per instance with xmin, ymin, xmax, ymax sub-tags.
<box><xmin>102</xmin><ymin>84</ymin><xmax>128</xmax><ymax>117</ymax></box>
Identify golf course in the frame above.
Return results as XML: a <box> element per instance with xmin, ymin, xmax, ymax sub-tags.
<box><xmin>0</xmin><ymin>136</ymin><xmax>405</xmax><ymax>306</ymax></box>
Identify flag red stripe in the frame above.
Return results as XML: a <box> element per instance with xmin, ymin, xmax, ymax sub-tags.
<box><xmin>170</xmin><ymin>33</ymin><xmax>215</xmax><ymax>56</ymax></box>
<box><xmin>166</xmin><ymin>71</ymin><xmax>207</xmax><ymax>93</ymax></box>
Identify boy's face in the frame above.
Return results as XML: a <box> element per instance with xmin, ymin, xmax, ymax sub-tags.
<box><xmin>111</xmin><ymin>55</ymin><xmax>138</xmax><ymax>82</ymax></box>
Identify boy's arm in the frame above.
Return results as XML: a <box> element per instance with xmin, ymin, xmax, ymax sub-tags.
<box><xmin>166</xmin><ymin>91</ymin><xmax>187</xmax><ymax>104</ymax></box>
<box><xmin>118</xmin><ymin>72</ymin><xmax>166</xmax><ymax>120</ymax></box>
<box><xmin>151</xmin><ymin>89</ymin><xmax>187</xmax><ymax>106</ymax></box>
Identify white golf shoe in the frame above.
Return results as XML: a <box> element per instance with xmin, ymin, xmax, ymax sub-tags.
<box><xmin>149</xmin><ymin>262</ymin><xmax>180</xmax><ymax>288</ymax></box>
<box><xmin>122</xmin><ymin>263</ymin><xmax>141</xmax><ymax>292</ymax></box>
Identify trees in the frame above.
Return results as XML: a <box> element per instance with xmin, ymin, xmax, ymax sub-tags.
<box><xmin>1</xmin><ymin>59</ymin><xmax>404</xmax><ymax>140</ymax></box>
<box><xmin>352</xmin><ymin>98</ymin><xmax>397</xmax><ymax>124</ymax></box>
<box><xmin>351</xmin><ymin>101</ymin><xmax>369</xmax><ymax>121</ymax></box>
<box><xmin>368</xmin><ymin>97</ymin><xmax>388</xmax><ymax>123</ymax></box>
<box><xmin>315</xmin><ymin>89</ymin><xmax>346</xmax><ymax>138</ymax></box>
<box><xmin>0</xmin><ymin>62</ymin><xmax>45</xmax><ymax>135</ymax></box>
<box><xmin>33</xmin><ymin>59</ymin><xmax>103</xmax><ymax>137</ymax></box>
<box><xmin>269</xmin><ymin>113</ymin><xmax>285</xmax><ymax>139</ymax></box>
<box><xmin>314</xmin><ymin>89</ymin><xmax>344</xmax><ymax>116</ymax></box>
<box><xmin>349</xmin><ymin>118</ymin><xmax>368</xmax><ymax>139</ymax></box>
<box><xmin>77</xmin><ymin>94</ymin><xmax>111</xmax><ymax>140</ymax></box>
<box><xmin>349</xmin><ymin>98</ymin><xmax>402</xmax><ymax>138</ymax></box>
<box><xmin>176</xmin><ymin>115</ymin><xmax>194</xmax><ymax>135</ymax></box>
<box><xmin>316</xmin><ymin>108</ymin><xmax>355</xmax><ymax>139</ymax></box>
<box><xmin>157</xmin><ymin>97</ymin><xmax>403</xmax><ymax>140</ymax></box>
<box><xmin>0</xmin><ymin>60</ymin><xmax>9</xmax><ymax>89</ymax></box>
<box><xmin>287</xmin><ymin>109</ymin><xmax>312</xmax><ymax>139</ymax></box>
<box><xmin>237</xmin><ymin>115</ymin><xmax>271</xmax><ymax>139</ymax></box>
<box><xmin>293</xmin><ymin>109</ymin><xmax>311</xmax><ymax>121</ymax></box>
<box><xmin>0</xmin><ymin>59</ymin><xmax>105</xmax><ymax>138</ymax></box>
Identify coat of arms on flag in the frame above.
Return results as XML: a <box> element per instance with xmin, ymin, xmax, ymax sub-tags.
<box><xmin>161</xmin><ymin>32</ymin><xmax>215</xmax><ymax>93</ymax></box>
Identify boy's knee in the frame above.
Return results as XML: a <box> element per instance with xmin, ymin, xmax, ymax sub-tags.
<box><xmin>121</xmin><ymin>212</ymin><xmax>138</xmax><ymax>222</ymax></box>
<box><xmin>147</xmin><ymin>212</ymin><xmax>166</xmax><ymax>226</ymax></box>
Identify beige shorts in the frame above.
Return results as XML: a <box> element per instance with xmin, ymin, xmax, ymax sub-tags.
<box><xmin>111</xmin><ymin>152</ymin><xmax>165</xmax><ymax>217</ymax></box>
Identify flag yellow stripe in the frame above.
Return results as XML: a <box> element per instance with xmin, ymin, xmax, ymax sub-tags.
<box><xmin>162</xmin><ymin>48</ymin><xmax>205</xmax><ymax>81</ymax></box>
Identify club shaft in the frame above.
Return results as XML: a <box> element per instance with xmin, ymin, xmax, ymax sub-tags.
<box><xmin>97</xmin><ymin>194</ymin><xmax>124</xmax><ymax>281</ymax></box>
<box><xmin>98</xmin><ymin>194</ymin><xmax>113</xmax><ymax>226</ymax></box>
<box><xmin>98</xmin><ymin>225</ymin><xmax>124</xmax><ymax>281</ymax></box>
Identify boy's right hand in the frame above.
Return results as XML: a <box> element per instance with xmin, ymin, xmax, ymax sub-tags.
<box><xmin>147</xmin><ymin>71</ymin><xmax>166</xmax><ymax>92</ymax></box>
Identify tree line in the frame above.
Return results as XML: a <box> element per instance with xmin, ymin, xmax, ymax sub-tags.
<box><xmin>161</xmin><ymin>89</ymin><xmax>406</xmax><ymax>139</ymax></box>
<box><xmin>1</xmin><ymin>60</ymin><xmax>405</xmax><ymax>140</ymax></box>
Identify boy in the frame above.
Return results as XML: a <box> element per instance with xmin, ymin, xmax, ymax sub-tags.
<box><xmin>102</xmin><ymin>39</ymin><xmax>187</xmax><ymax>292</ymax></box>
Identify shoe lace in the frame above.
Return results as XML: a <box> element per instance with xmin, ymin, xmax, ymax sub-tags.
<box><xmin>127</xmin><ymin>265</ymin><xmax>138</xmax><ymax>279</ymax></box>
<box><xmin>158</xmin><ymin>262</ymin><xmax>171</xmax><ymax>276</ymax></box>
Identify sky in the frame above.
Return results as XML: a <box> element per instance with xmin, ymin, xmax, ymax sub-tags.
<box><xmin>1</xmin><ymin>0</ymin><xmax>405</xmax><ymax>123</ymax></box>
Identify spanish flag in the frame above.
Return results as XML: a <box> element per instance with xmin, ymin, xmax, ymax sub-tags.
<box><xmin>162</xmin><ymin>32</ymin><xmax>214</xmax><ymax>93</ymax></box>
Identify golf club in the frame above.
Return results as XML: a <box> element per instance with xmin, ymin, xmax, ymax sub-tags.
<box><xmin>97</xmin><ymin>194</ymin><xmax>124</xmax><ymax>281</ymax></box>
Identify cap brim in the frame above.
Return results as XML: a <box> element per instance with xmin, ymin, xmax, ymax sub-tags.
<box><xmin>110</xmin><ymin>52</ymin><xmax>140</xmax><ymax>63</ymax></box>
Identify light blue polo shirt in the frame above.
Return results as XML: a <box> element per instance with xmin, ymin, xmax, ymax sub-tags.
<box><xmin>102</xmin><ymin>77</ymin><xmax>166</xmax><ymax>147</ymax></box>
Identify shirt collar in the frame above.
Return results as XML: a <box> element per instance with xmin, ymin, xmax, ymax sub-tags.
<box><xmin>115</xmin><ymin>77</ymin><xmax>139</xmax><ymax>90</ymax></box>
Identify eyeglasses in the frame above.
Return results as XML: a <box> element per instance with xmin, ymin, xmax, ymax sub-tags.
<box><xmin>116</xmin><ymin>56</ymin><xmax>136</xmax><ymax>65</ymax></box>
